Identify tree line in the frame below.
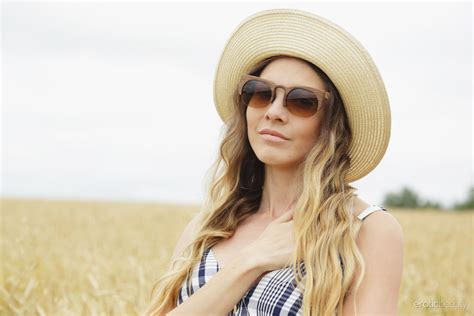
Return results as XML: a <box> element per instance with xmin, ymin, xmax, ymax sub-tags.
<box><xmin>382</xmin><ymin>186</ymin><xmax>474</xmax><ymax>211</ymax></box>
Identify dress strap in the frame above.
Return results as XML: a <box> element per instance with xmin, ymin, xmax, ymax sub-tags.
<box><xmin>357</xmin><ymin>205</ymin><xmax>387</xmax><ymax>221</ymax></box>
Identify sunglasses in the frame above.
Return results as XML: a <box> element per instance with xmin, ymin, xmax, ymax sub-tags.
<box><xmin>238</xmin><ymin>74</ymin><xmax>331</xmax><ymax>118</ymax></box>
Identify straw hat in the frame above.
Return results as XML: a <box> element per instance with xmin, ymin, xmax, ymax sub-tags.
<box><xmin>212</xmin><ymin>8</ymin><xmax>391</xmax><ymax>183</ymax></box>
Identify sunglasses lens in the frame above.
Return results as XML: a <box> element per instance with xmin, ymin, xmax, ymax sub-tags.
<box><xmin>287</xmin><ymin>88</ymin><xmax>319</xmax><ymax>117</ymax></box>
<box><xmin>241</xmin><ymin>80</ymin><xmax>272</xmax><ymax>108</ymax></box>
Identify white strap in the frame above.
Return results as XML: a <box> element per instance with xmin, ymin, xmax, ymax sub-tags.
<box><xmin>357</xmin><ymin>205</ymin><xmax>386</xmax><ymax>221</ymax></box>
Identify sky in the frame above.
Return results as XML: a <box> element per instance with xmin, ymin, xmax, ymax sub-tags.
<box><xmin>1</xmin><ymin>1</ymin><xmax>472</xmax><ymax>208</ymax></box>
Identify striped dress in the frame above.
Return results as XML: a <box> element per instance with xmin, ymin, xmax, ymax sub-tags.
<box><xmin>176</xmin><ymin>204</ymin><xmax>387</xmax><ymax>315</ymax></box>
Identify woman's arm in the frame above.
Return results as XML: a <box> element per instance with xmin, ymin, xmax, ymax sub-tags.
<box><xmin>342</xmin><ymin>211</ymin><xmax>404</xmax><ymax>315</ymax></box>
<box><xmin>167</xmin><ymin>248</ymin><xmax>264</xmax><ymax>316</ymax></box>
<box><xmin>160</xmin><ymin>213</ymin><xmax>265</xmax><ymax>316</ymax></box>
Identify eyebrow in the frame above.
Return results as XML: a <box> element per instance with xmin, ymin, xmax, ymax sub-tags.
<box><xmin>257</xmin><ymin>76</ymin><xmax>327</xmax><ymax>93</ymax></box>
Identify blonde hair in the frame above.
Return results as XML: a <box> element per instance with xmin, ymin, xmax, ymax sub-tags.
<box><xmin>144</xmin><ymin>55</ymin><xmax>366</xmax><ymax>316</ymax></box>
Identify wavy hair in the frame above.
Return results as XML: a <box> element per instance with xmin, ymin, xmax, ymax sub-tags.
<box><xmin>144</xmin><ymin>55</ymin><xmax>366</xmax><ymax>316</ymax></box>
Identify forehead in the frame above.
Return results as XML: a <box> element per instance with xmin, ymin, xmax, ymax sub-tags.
<box><xmin>259</xmin><ymin>57</ymin><xmax>327</xmax><ymax>91</ymax></box>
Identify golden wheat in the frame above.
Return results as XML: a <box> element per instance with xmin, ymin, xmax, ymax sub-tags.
<box><xmin>1</xmin><ymin>198</ymin><xmax>472</xmax><ymax>315</ymax></box>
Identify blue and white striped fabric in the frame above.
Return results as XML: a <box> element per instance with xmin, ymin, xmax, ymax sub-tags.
<box><xmin>176</xmin><ymin>204</ymin><xmax>387</xmax><ymax>315</ymax></box>
<box><xmin>177</xmin><ymin>247</ymin><xmax>306</xmax><ymax>315</ymax></box>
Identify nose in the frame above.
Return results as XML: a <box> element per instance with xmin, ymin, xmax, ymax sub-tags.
<box><xmin>265</xmin><ymin>87</ymin><xmax>288</xmax><ymax>121</ymax></box>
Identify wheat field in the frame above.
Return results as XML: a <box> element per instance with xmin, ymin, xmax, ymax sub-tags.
<box><xmin>1</xmin><ymin>198</ymin><xmax>472</xmax><ymax>315</ymax></box>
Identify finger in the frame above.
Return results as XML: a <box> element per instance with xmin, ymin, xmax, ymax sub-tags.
<box><xmin>274</xmin><ymin>208</ymin><xmax>294</xmax><ymax>223</ymax></box>
<box><xmin>287</xmin><ymin>200</ymin><xmax>297</xmax><ymax>210</ymax></box>
<box><xmin>286</xmin><ymin>199</ymin><xmax>298</xmax><ymax>211</ymax></box>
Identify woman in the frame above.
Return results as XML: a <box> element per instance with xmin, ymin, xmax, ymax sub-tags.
<box><xmin>145</xmin><ymin>8</ymin><xmax>403</xmax><ymax>316</ymax></box>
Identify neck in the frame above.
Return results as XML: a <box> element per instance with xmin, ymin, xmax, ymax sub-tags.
<box><xmin>257</xmin><ymin>164</ymin><xmax>302</xmax><ymax>219</ymax></box>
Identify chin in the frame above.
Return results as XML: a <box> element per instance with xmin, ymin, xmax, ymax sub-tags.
<box><xmin>255</xmin><ymin>152</ymin><xmax>291</xmax><ymax>166</ymax></box>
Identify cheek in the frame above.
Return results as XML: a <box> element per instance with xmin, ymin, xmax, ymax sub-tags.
<box><xmin>297</xmin><ymin>131</ymin><xmax>318</xmax><ymax>150</ymax></box>
<box><xmin>246</xmin><ymin>110</ymin><xmax>257</xmax><ymax>145</ymax></box>
<box><xmin>246</xmin><ymin>108</ymin><xmax>252</xmax><ymax>131</ymax></box>
<box><xmin>296</xmin><ymin>119</ymin><xmax>322</xmax><ymax>145</ymax></box>
<box><xmin>246</xmin><ymin>108</ymin><xmax>260</xmax><ymax>134</ymax></box>
<box><xmin>289</xmin><ymin>126</ymin><xmax>321</xmax><ymax>158</ymax></box>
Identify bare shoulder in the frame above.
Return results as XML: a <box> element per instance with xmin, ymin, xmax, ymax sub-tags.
<box><xmin>352</xmin><ymin>195</ymin><xmax>404</xmax><ymax>242</ymax></box>
<box><xmin>352</xmin><ymin>196</ymin><xmax>404</xmax><ymax>291</ymax></box>
<box><xmin>343</xmin><ymin>196</ymin><xmax>404</xmax><ymax>314</ymax></box>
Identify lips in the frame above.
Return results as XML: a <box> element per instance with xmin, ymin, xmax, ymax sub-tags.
<box><xmin>260</xmin><ymin>133</ymin><xmax>288</xmax><ymax>143</ymax></box>
<box><xmin>258</xmin><ymin>128</ymin><xmax>289</xmax><ymax>140</ymax></box>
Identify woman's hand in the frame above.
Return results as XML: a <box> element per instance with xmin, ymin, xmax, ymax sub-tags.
<box><xmin>245</xmin><ymin>206</ymin><xmax>296</xmax><ymax>272</ymax></box>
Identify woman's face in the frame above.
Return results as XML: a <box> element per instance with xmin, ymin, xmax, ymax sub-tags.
<box><xmin>246</xmin><ymin>57</ymin><xmax>328</xmax><ymax>168</ymax></box>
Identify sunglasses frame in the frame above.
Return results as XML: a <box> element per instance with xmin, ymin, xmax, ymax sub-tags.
<box><xmin>237</xmin><ymin>74</ymin><xmax>331</xmax><ymax>116</ymax></box>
